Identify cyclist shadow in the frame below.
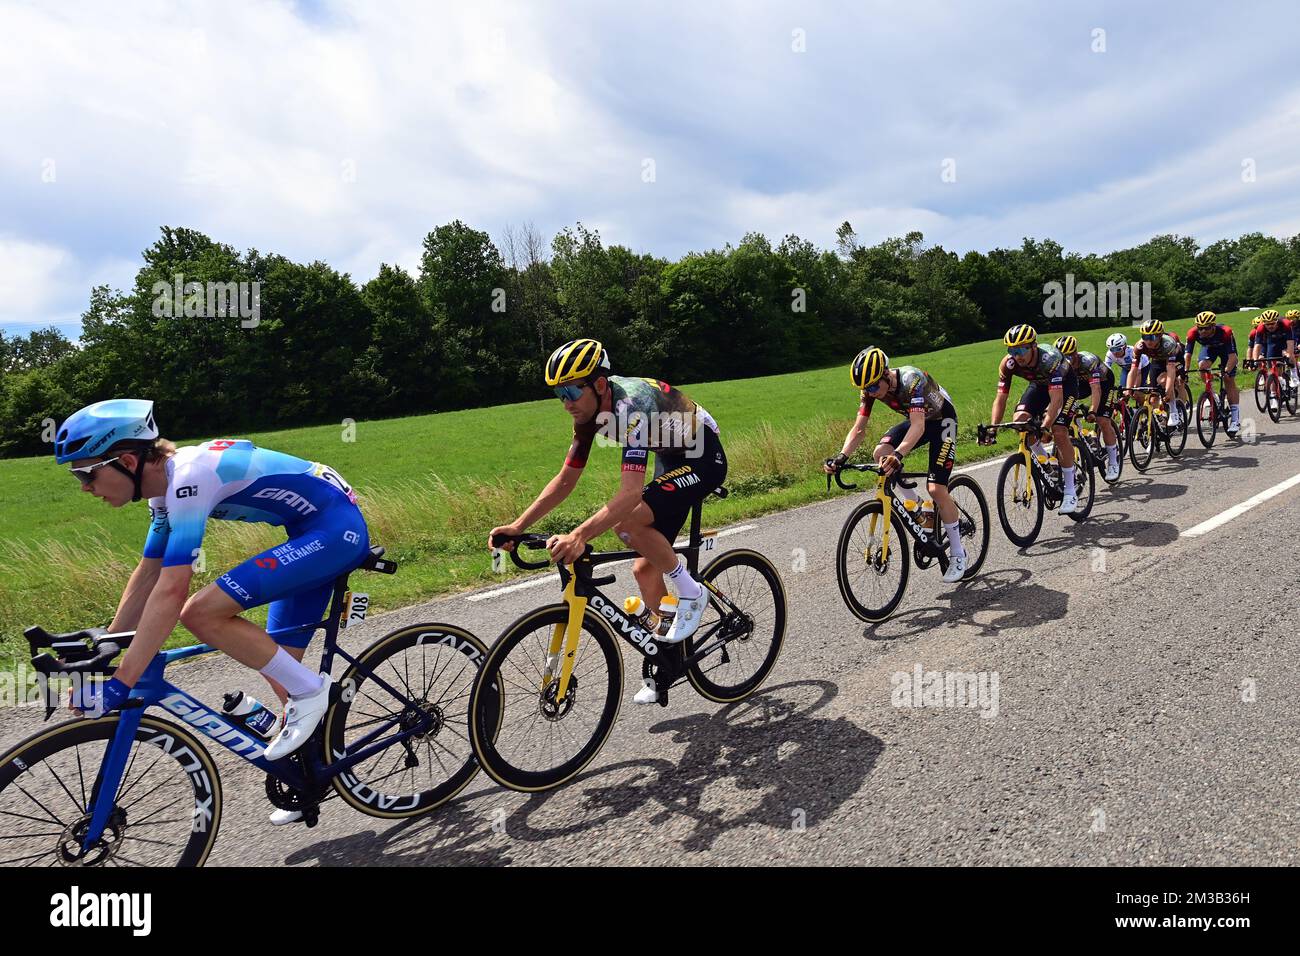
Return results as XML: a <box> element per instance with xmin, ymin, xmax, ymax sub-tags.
<box><xmin>505</xmin><ymin>679</ymin><xmax>881</xmax><ymax>854</ymax></box>
<box><xmin>284</xmin><ymin>793</ymin><xmax>512</xmax><ymax>867</ymax></box>
<box><xmin>1019</xmin><ymin>507</ymin><xmax>1179</xmax><ymax>554</ymax></box>
<box><xmin>1103</xmin><ymin>477</ymin><xmax>1186</xmax><ymax>503</ymax></box>
<box><xmin>1184</xmin><ymin>453</ymin><xmax>1259</xmax><ymax>470</ymax></box>
<box><xmin>864</xmin><ymin>568</ymin><xmax>1067</xmax><ymax>641</ymax></box>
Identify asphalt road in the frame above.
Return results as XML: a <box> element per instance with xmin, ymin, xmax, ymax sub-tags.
<box><xmin>4</xmin><ymin>405</ymin><xmax>1299</xmax><ymax>866</ymax></box>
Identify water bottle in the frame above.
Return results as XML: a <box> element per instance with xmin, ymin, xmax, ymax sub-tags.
<box><xmin>623</xmin><ymin>596</ymin><xmax>660</xmax><ymax>634</ymax></box>
<box><xmin>920</xmin><ymin>501</ymin><xmax>936</xmax><ymax>531</ymax></box>
<box><xmin>222</xmin><ymin>691</ymin><xmax>278</xmax><ymax>740</ymax></box>
<box><xmin>657</xmin><ymin>595</ymin><xmax>679</xmax><ymax>638</ymax></box>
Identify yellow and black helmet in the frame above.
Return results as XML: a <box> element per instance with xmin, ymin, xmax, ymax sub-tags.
<box><xmin>1260</xmin><ymin>309</ymin><xmax>1281</xmax><ymax>323</ymax></box>
<box><xmin>850</xmin><ymin>347</ymin><xmax>890</xmax><ymax>388</ymax></box>
<box><xmin>1003</xmin><ymin>324</ymin><xmax>1037</xmax><ymax>348</ymax></box>
<box><xmin>1194</xmin><ymin>311</ymin><xmax>1217</xmax><ymax>328</ymax></box>
<box><xmin>1053</xmin><ymin>335</ymin><xmax>1078</xmax><ymax>356</ymax></box>
<box><xmin>1139</xmin><ymin>318</ymin><xmax>1164</xmax><ymax>336</ymax></box>
<box><xmin>1286</xmin><ymin>310</ymin><xmax>1300</xmax><ymax>320</ymax></box>
<box><xmin>544</xmin><ymin>338</ymin><xmax>611</xmax><ymax>386</ymax></box>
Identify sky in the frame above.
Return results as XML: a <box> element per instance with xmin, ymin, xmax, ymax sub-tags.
<box><xmin>2</xmin><ymin>0</ymin><xmax>1299</xmax><ymax>337</ymax></box>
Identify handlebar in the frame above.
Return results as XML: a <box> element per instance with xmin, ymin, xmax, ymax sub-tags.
<box><xmin>23</xmin><ymin>626</ymin><xmax>137</xmax><ymax>720</ymax></box>
<box><xmin>1242</xmin><ymin>358</ymin><xmax>1294</xmax><ymax>371</ymax></box>
<box><xmin>490</xmin><ymin>533</ymin><xmax>556</xmax><ymax>571</ymax></box>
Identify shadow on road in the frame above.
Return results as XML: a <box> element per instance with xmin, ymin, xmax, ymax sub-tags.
<box><xmin>864</xmin><ymin>568</ymin><xmax>1068</xmax><ymax>640</ymax></box>
<box><xmin>505</xmin><ymin>679</ymin><xmax>880</xmax><ymax>853</ymax></box>
<box><xmin>1022</xmin><ymin>507</ymin><xmax>1179</xmax><ymax>554</ymax></box>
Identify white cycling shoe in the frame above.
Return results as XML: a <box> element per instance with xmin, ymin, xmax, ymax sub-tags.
<box><xmin>1104</xmin><ymin>460</ymin><xmax>1120</xmax><ymax>481</ymax></box>
<box><xmin>264</xmin><ymin>675</ymin><xmax>332</xmax><ymax>761</ymax></box>
<box><xmin>941</xmin><ymin>553</ymin><xmax>967</xmax><ymax>583</ymax></box>
<box><xmin>1059</xmin><ymin>492</ymin><xmax>1079</xmax><ymax>514</ymax></box>
<box><xmin>269</xmin><ymin>808</ymin><xmax>304</xmax><ymax>826</ymax></box>
<box><xmin>662</xmin><ymin>592</ymin><xmax>707</xmax><ymax>644</ymax></box>
<box><xmin>633</xmin><ymin>679</ymin><xmax>660</xmax><ymax>705</ymax></box>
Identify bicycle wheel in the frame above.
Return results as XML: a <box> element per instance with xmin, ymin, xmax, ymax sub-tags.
<box><xmin>326</xmin><ymin>622</ymin><xmax>492</xmax><ymax>818</ymax></box>
<box><xmin>1254</xmin><ymin>370</ymin><xmax>1268</xmax><ymax>412</ymax></box>
<box><xmin>1067</xmin><ymin>438</ymin><xmax>1095</xmax><ymax>523</ymax></box>
<box><xmin>834</xmin><ymin>499</ymin><xmax>910</xmax><ymax>621</ymax></box>
<box><xmin>686</xmin><ymin>548</ymin><xmax>786</xmax><ymax>702</ymax></box>
<box><xmin>1129</xmin><ymin>405</ymin><xmax>1155</xmax><ymax>472</ymax></box>
<box><xmin>1196</xmin><ymin>391</ymin><xmax>1217</xmax><ymax>448</ymax></box>
<box><xmin>1267</xmin><ymin>376</ymin><xmax>1283</xmax><ymax>423</ymax></box>
<box><xmin>1287</xmin><ymin>376</ymin><xmax>1299</xmax><ymax>416</ymax></box>
<box><xmin>0</xmin><ymin>715</ymin><xmax>222</xmax><ymax>867</ymax></box>
<box><xmin>469</xmin><ymin>605</ymin><xmax>622</xmax><ymax>793</ymax></box>
<box><xmin>996</xmin><ymin>453</ymin><xmax>1044</xmax><ymax>547</ymax></box>
<box><xmin>1166</xmin><ymin>399</ymin><xmax>1189</xmax><ymax>456</ymax></box>
<box><xmin>947</xmin><ymin>474</ymin><xmax>991</xmax><ymax>577</ymax></box>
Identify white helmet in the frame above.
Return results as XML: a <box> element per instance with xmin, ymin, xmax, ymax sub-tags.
<box><xmin>1106</xmin><ymin>333</ymin><xmax>1127</xmax><ymax>351</ymax></box>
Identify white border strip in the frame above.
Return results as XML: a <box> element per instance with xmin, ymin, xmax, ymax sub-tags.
<box><xmin>1181</xmin><ymin>471</ymin><xmax>1300</xmax><ymax>538</ymax></box>
<box><xmin>466</xmin><ymin>524</ymin><xmax>757</xmax><ymax>603</ymax></box>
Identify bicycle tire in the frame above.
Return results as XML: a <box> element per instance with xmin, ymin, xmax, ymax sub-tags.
<box><xmin>1196</xmin><ymin>391</ymin><xmax>1217</xmax><ymax>448</ymax></box>
<box><xmin>326</xmin><ymin>622</ymin><xmax>492</xmax><ymax>818</ymax></box>
<box><xmin>996</xmin><ymin>453</ymin><xmax>1044</xmax><ymax>547</ymax></box>
<box><xmin>835</xmin><ymin>498</ymin><xmax>911</xmax><ymax>621</ymax></box>
<box><xmin>1166</xmin><ymin>399</ymin><xmax>1189</xmax><ymax>456</ymax></box>
<box><xmin>686</xmin><ymin>548</ymin><xmax>786</xmax><ymax>701</ymax></box>
<box><xmin>1067</xmin><ymin>438</ymin><xmax>1095</xmax><ymax>523</ymax></box>
<box><xmin>468</xmin><ymin>605</ymin><xmax>622</xmax><ymax>793</ymax></box>
<box><xmin>1267</xmin><ymin>376</ymin><xmax>1283</xmax><ymax>423</ymax></box>
<box><xmin>0</xmin><ymin>714</ymin><xmax>222</xmax><ymax>867</ymax></box>
<box><xmin>947</xmin><ymin>473</ymin><xmax>991</xmax><ymax>577</ymax></box>
<box><xmin>1129</xmin><ymin>405</ymin><xmax>1155</xmax><ymax>472</ymax></box>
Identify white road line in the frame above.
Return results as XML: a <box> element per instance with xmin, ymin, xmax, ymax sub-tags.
<box><xmin>953</xmin><ymin>457</ymin><xmax>1002</xmax><ymax>476</ymax></box>
<box><xmin>467</xmin><ymin>524</ymin><xmax>757</xmax><ymax>603</ymax></box>
<box><xmin>1181</xmin><ymin>471</ymin><xmax>1300</xmax><ymax>538</ymax></box>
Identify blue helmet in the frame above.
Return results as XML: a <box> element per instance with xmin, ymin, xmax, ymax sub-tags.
<box><xmin>54</xmin><ymin>399</ymin><xmax>158</xmax><ymax>464</ymax></box>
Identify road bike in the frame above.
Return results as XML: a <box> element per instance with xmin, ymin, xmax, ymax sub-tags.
<box><xmin>980</xmin><ymin>419</ymin><xmax>1094</xmax><ymax>547</ymax></box>
<box><xmin>825</xmin><ymin>460</ymin><xmax>990</xmax><ymax>622</ymax></box>
<box><xmin>1192</xmin><ymin>367</ymin><xmax>1234</xmax><ymax>448</ymax></box>
<box><xmin>1245</xmin><ymin>357</ymin><xmax>1297</xmax><ymax>423</ymax></box>
<box><xmin>1071</xmin><ymin>405</ymin><xmax>1122</xmax><ymax>486</ymax></box>
<box><xmin>0</xmin><ymin>547</ymin><xmax>490</xmax><ymax>867</ymax></box>
<box><xmin>469</xmin><ymin>489</ymin><xmax>786</xmax><ymax>793</ymax></box>
<box><xmin>1126</xmin><ymin>385</ymin><xmax>1189</xmax><ymax>471</ymax></box>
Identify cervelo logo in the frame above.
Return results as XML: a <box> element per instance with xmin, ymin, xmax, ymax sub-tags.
<box><xmin>157</xmin><ymin>691</ymin><xmax>268</xmax><ymax>760</ymax></box>
<box><xmin>252</xmin><ymin>487</ymin><xmax>318</xmax><ymax>516</ymax></box>
<box><xmin>589</xmin><ymin>594</ymin><xmax>658</xmax><ymax>654</ymax></box>
<box><xmin>50</xmin><ymin>886</ymin><xmax>151</xmax><ymax>936</ymax></box>
<box><xmin>891</xmin><ymin>495</ymin><xmax>930</xmax><ymax>542</ymax></box>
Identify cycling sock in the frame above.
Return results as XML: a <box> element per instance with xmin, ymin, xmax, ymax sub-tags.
<box><xmin>1106</xmin><ymin>444</ymin><xmax>1118</xmax><ymax>466</ymax></box>
<box><xmin>1062</xmin><ymin>465</ymin><xmax>1076</xmax><ymax>495</ymax></box>
<box><xmin>944</xmin><ymin>521</ymin><xmax>965</xmax><ymax>559</ymax></box>
<box><xmin>667</xmin><ymin>556</ymin><xmax>703</xmax><ymax>600</ymax></box>
<box><xmin>261</xmin><ymin>648</ymin><xmax>323</xmax><ymax>698</ymax></box>
<box><xmin>1230</xmin><ymin>404</ymin><xmax>1240</xmax><ymax>424</ymax></box>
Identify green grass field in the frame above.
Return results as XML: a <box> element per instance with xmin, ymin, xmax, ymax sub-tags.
<box><xmin>2</xmin><ymin>307</ymin><xmax>1290</xmax><ymax>669</ymax></box>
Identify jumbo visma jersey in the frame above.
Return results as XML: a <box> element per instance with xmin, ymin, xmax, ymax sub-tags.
<box><xmin>142</xmin><ymin>440</ymin><xmax>358</xmax><ymax>568</ymax></box>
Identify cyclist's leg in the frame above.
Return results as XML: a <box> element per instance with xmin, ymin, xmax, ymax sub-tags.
<box><xmin>875</xmin><ymin>420</ymin><xmax>919</xmax><ymax>503</ymax></box>
<box><xmin>182</xmin><ymin>503</ymin><xmax>369</xmax><ymax>699</ymax></box>
<box><xmin>1015</xmin><ymin>384</ymin><xmax>1050</xmax><ymax>454</ymax></box>
<box><xmin>1053</xmin><ymin>373</ymin><xmax>1077</xmax><ymax>472</ymax></box>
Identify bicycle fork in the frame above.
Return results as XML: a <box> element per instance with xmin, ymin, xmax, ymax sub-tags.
<box><xmin>542</xmin><ymin>570</ymin><xmax>586</xmax><ymax>703</ymax></box>
<box><xmin>81</xmin><ymin>703</ymin><xmax>145</xmax><ymax>855</ymax></box>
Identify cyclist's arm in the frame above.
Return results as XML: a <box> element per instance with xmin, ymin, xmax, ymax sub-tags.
<box><xmin>107</xmin><ymin>557</ymin><xmax>162</xmax><ymax>632</ymax></box>
<box><xmin>572</xmin><ymin>467</ymin><xmax>645</xmax><ymax>544</ymax></box>
<box><xmin>510</xmin><ymin>465</ymin><xmax>582</xmax><ymax>532</ymax></box>
<box><xmin>112</xmin><ymin>564</ymin><xmax>193</xmax><ymax>686</ymax></box>
<box><xmin>838</xmin><ymin>408</ymin><xmax>870</xmax><ymax>459</ymax></box>
<box><xmin>1089</xmin><ymin>379</ymin><xmax>1103</xmax><ymax>415</ymax></box>
<box><xmin>991</xmin><ymin>360</ymin><xmax>1013</xmax><ymax>424</ymax></box>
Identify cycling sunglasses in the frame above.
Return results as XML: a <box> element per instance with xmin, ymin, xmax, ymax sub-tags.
<box><xmin>553</xmin><ymin>383</ymin><xmax>589</xmax><ymax>403</ymax></box>
<box><xmin>1007</xmin><ymin>345</ymin><xmax>1034</xmax><ymax>357</ymax></box>
<box><xmin>1140</xmin><ymin>334</ymin><xmax>1159</xmax><ymax>341</ymax></box>
<box><xmin>68</xmin><ymin>456</ymin><xmax>123</xmax><ymax>486</ymax></box>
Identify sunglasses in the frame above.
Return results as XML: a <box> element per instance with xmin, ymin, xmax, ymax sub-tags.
<box><xmin>69</xmin><ymin>456</ymin><xmax>123</xmax><ymax>486</ymax></box>
<box><xmin>1140</xmin><ymin>334</ymin><xmax>1159</xmax><ymax>341</ymax></box>
<box><xmin>1007</xmin><ymin>346</ymin><xmax>1034</xmax><ymax>357</ymax></box>
<box><xmin>865</xmin><ymin>376</ymin><xmax>888</xmax><ymax>392</ymax></box>
<box><xmin>553</xmin><ymin>383</ymin><xmax>588</xmax><ymax>403</ymax></box>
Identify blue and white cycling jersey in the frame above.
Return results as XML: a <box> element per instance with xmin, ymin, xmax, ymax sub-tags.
<box><xmin>143</xmin><ymin>440</ymin><xmax>359</xmax><ymax>568</ymax></box>
<box><xmin>1103</xmin><ymin>346</ymin><xmax>1150</xmax><ymax>378</ymax></box>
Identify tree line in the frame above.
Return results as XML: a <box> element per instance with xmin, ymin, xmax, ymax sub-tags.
<box><xmin>3</xmin><ymin>222</ymin><xmax>1300</xmax><ymax>457</ymax></box>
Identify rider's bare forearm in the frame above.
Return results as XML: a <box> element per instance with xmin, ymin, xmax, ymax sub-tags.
<box><xmin>109</xmin><ymin>558</ymin><xmax>162</xmax><ymax>632</ymax></box>
<box><xmin>575</xmin><ymin>483</ymin><xmax>642</xmax><ymax>543</ymax></box>
<box><xmin>113</xmin><ymin>574</ymin><xmax>190</xmax><ymax>686</ymax></box>
<box><xmin>514</xmin><ymin>469</ymin><xmax>579</xmax><ymax>530</ymax></box>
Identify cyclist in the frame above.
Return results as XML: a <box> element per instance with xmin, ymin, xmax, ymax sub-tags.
<box><xmin>1128</xmin><ymin>319</ymin><xmax>1189</xmax><ymax>429</ymax></box>
<box><xmin>980</xmin><ymin>324</ymin><xmax>1080</xmax><ymax>514</ymax></box>
<box><xmin>1247</xmin><ymin>309</ymin><xmax>1298</xmax><ymax>408</ymax></box>
<box><xmin>1053</xmin><ymin>335</ymin><xmax>1121</xmax><ymax>481</ymax></box>
<box><xmin>1184</xmin><ymin>310</ymin><xmax>1241</xmax><ymax>437</ymax></box>
<box><xmin>825</xmin><ymin>347</ymin><xmax>967</xmax><ymax>583</ymax></box>
<box><xmin>53</xmin><ymin>400</ymin><xmax>371</xmax><ymax>767</ymax></box>
<box><xmin>487</xmin><ymin>339</ymin><xmax>726</xmax><ymax>705</ymax></box>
